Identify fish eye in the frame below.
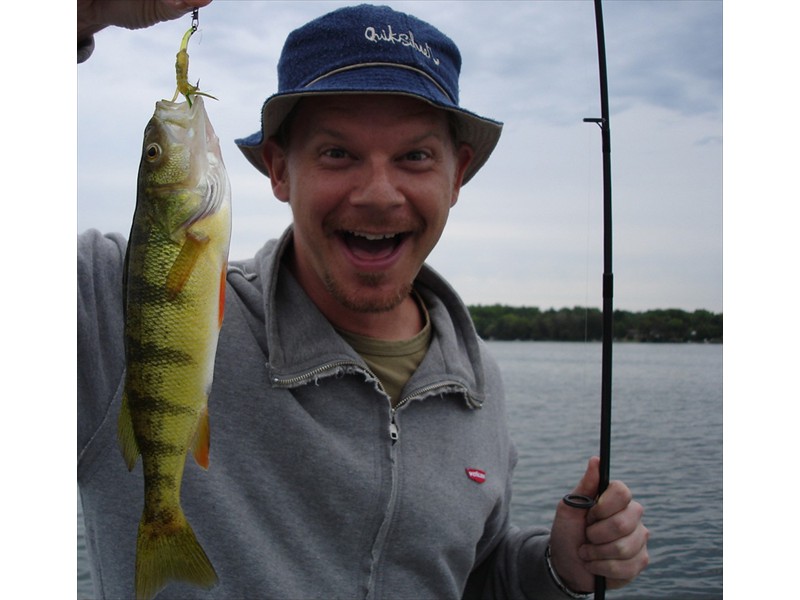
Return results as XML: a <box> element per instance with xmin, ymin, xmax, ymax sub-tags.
<box><xmin>145</xmin><ymin>143</ymin><xmax>162</xmax><ymax>161</ymax></box>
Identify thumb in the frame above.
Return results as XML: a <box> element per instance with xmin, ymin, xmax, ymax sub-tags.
<box><xmin>560</xmin><ymin>457</ymin><xmax>601</xmax><ymax>521</ymax></box>
<box><xmin>549</xmin><ymin>457</ymin><xmax>602</xmax><ymax>593</ymax></box>
<box><xmin>554</xmin><ymin>457</ymin><xmax>601</xmax><ymax>533</ymax></box>
<box><xmin>570</xmin><ymin>456</ymin><xmax>600</xmax><ymax>499</ymax></box>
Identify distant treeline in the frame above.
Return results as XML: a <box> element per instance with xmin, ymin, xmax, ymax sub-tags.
<box><xmin>468</xmin><ymin>305</ymin><xmax>723</xmax><ymax>343</ymax></box>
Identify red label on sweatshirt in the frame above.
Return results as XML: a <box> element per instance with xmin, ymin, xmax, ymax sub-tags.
<box><xmin>465</xmin><ymin>468</ymin><xmax>486</xmax><ymax>484</ymax></box>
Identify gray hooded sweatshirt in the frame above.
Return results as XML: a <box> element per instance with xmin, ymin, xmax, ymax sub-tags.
<box><xmin>78</xmin><ymin>227</ymin><xmax>570</xmax><ymax>600</ymax></box>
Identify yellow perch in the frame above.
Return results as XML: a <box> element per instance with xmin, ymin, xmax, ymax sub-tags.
<box><xmin>118</xmin><ymin>92</ymin><xmax>231</xmax><ymax>600</ymax></box>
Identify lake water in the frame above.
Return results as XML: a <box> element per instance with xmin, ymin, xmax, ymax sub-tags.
<box><xmin>495</xmin><ymin>341</ymin><xmax>723</xmax><ymax>599</ymax></box>
<box><xmin>78</xmin><ymin>341</ymin><xmax>722</xmax><ymax>599</ymax></box>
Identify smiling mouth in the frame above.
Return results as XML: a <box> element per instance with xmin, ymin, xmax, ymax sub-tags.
<box><xmin>340</xmin><ymin>230</ymin><xmax>409</xmax><ymax>260</ymax></box>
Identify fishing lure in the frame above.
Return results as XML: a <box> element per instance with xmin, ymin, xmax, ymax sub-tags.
<box><xmin>172</xmin><ymin>9</ymin><xmax>217</xmax><ymax>107</ymax></box>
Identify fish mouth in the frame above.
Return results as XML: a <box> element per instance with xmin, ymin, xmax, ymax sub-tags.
<box><xmin>338</xmin><ymin>230</ymin><xmax>411</xmax><ymax>263</ymax></box>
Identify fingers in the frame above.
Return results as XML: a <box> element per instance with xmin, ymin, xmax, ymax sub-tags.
<box><xmin>586</xmin><ymin>479</ymin><xmax>635</xmax><ymax>528</ymax></box>
<box><xmin>578</xmin><ymin>483</ymin><xmax>650</xmax><ymax>585</ymax></box>
<box><xmin>152</xmin><ymin>0</ymin><xmax>213</xmax><ymax>26</ymax></box>
<box><xmin>549</xmin><ymin>459</ymin><xmax>650</xmax><ymax>590</ymax></box>
<box><xmin>80</xmin><ymin>0</ymin><xmax>213</xmax><ymax>35</ymax></box>
<box><xmin>119</xmin><ymin>0</ymin><xmax>206</xmax><ymax>31</ymax></box>
<box><xmin>583</xmin><ymin>481</ymin><xmax>644</xmax><ymax>553</ymax></box>
<box><xmin>579</xmin><ymin>522</ymin><xmax>650</xmax><ymax>587</ymax></box>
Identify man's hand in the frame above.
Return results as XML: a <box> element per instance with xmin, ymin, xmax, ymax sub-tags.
<box><xmin>549</xmin><ymin>457</ymin><xmax>650</xmax><ymax>593</ymax></box>
<box><xmin>78</xmin><ymin>0</ymin><xmax>212</xmax><ymax>42</ymax></box>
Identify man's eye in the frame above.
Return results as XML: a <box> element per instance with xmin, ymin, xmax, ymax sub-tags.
<box><xmin>322</xmin><ymin>148</ymin><xmax>349</xmax><ymax>159</ymax></box>
<box><xmin>404</xmin><ymin>150</ymin><xmax>430</xmax><ymax>162</ymax></box>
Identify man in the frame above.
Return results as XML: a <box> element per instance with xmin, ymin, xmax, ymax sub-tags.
<box><xmin>78</xmin><ymin>3</ymin><xmax>648</xmax><ymax>599</ymax></box>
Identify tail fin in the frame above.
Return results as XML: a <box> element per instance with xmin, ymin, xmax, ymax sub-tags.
<box><xmin>135</xmin><ymin>513</ymin><xmax>218</xmax><ymax>600</ymax></box>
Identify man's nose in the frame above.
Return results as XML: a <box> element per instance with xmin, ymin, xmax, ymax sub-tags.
<box><xmin>348</xmin><ymin>160</ymin><xmax>405</xmax><ymax>209</ymax></box>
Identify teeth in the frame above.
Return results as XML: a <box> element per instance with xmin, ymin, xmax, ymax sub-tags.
<box><xmin>350</xmin><ymin>231</ymin><xmax>398</xmax><ymax>241</ymax></box>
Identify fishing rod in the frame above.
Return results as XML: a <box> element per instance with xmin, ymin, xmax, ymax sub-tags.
<box><xmin>562</xmin><ymin>0</ymin><xmax>613</xmax><ymax>597</ymax></box>
<box><xmin>588</xmin><ymin>0</ymin><xmax>613</xmax><ymax>596</ymax></box>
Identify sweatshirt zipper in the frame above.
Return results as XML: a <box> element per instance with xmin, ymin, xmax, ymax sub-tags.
<box><xmin>272</xmin><ymin>361</ymin><xmax>405</xmax><ymax>443</ymax></box>
<box><xmin>388</xmin><ymin>380</ymin><xmax>473</xmax><ymax>442</ymax></box>
<box><xmin>270</xmin><ymin>359</ymin><xmax>364</xmax><ymax>387</ymax></box>
<box><xmin>367</xmin><ymin>399</ymin><xmax>402</xmax><ymax>599</ymax></box>
<box><xmin>274</xmin><ymin>366</ymin><xmax>475</xmax><ymax>444</ymax></box>
<box><xmin>368</xmin><ymin>381</ymin><xmax>473</xmax><ymax>597</ymax></box>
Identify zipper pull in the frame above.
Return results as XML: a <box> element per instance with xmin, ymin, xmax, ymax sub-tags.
<box><xmin>389</xmin><ymin>415</ymin><xmax>399</xmax><ymax>442</ymax></box>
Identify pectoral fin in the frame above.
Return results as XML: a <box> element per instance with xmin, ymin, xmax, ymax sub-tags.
<box><xmin>165</xmin><ymin>232</ymin><xmax>210</xmax><ymax>299</ymax></box>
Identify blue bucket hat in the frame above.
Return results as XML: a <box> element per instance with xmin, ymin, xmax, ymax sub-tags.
<box><xmin>235</xmin><ymin>4</ymin><xmax>503</xmax><ymax>184</ymax></box>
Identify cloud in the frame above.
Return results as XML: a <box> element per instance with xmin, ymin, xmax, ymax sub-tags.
<box><xmin>605</xmin><ymin>1</ymin><xmax>723</xmax><ymax>117</ymax></box>
<box><xmin>77</xmin><ymin>0</ymin><xmax>722</xmax><ymax>312</ymax></box>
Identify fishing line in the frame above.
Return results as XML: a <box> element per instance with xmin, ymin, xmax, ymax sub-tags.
<box><xmin>582</xmin><ymin>117</ymin><xmax>598</xmax><ymax>346</ymax></box>
<box><xmin>582</xmin><ymin>14</ymin><xmax>599</xmax><ymax>348</ymax></box>
<box><xmin>192</xmin><ymin>8</ymin><xmax>206</xmax><ymax>46</ymax></box>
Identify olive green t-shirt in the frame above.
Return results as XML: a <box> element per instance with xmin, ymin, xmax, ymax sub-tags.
<box><xmin>337</xmin><ymin>296</ymin><xmax>431</xmax><ymax>407</ymax></box>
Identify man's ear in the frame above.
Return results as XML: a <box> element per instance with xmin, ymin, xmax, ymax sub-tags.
<box><xmin>450</xmin><ymin>142</ymin><xmax>475</xmax><ymax>207</ymax></box>
<box><xmin>262</xmin><ymin>138</ymin><xmax>290</xmax><ymax>203</ymax></box>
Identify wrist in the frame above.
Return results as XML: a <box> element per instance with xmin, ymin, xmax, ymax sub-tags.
<box><xmin>545</xmin><ymin>545</ymin><xmax>592</xmax><ymax>599</ymax></box>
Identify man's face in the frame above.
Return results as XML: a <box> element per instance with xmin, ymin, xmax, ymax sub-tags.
<box><xmin>264</xmin><ymin>95</ymin><xmax>474</xmax><ymax>328</ymax></box>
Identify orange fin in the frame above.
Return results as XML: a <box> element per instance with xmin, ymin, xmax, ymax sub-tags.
<box><xmin>165</xmin><ymin>232</ymin><xmax>210</xmax><ymax>299</ymax></box>
<box><xmin>192</xmin><ymin>404</ymin><xmax>211</xmax><ymax>469</ymax></box>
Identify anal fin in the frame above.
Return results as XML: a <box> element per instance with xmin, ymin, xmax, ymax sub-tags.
<box><xmin>118</xmin><ymin>391</ymin><xmax>140</xmax><ymax>471</ymax></box>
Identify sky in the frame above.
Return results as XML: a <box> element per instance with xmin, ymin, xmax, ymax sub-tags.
<box><xmin>75</xmin><ymin>0</ymin><xmax>723</xmax><ymax>313</ymax></box>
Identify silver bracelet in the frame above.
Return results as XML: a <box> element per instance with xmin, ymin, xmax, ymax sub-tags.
<box><xmin>545</xmin><ymin>545</ymin><xmax>592</xmax><ymax>599</ymax></box>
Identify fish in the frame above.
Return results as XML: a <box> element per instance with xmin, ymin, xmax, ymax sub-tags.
<box><xmin>117</xmin><ymin>94</ymin><xmax>231</xmax><ymax>600</ymax></box>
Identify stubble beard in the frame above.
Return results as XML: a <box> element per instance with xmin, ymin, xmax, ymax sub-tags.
<box><xmin>323</xmin><ymin>270</ymin><xmax>413</xmax><ymax>314</ymax></box>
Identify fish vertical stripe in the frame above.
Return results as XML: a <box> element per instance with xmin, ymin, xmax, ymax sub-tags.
<box><xmin>126</xmin><ymin>340</ymin><xmax>196</xmax><ymax>366</ymax></box>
